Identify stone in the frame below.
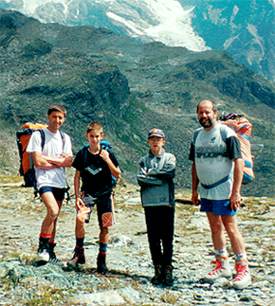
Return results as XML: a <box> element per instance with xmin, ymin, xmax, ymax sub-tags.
<box><xmin>70</xmin><ymin>290</ymin><xmax>125</xmax><ymax>305</ymax></box>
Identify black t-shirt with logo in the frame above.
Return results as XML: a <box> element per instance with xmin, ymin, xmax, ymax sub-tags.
<box><xmin>72</xmin><ymin>146</ymin><xmax>119</xmax><ymax>197</ymax></box>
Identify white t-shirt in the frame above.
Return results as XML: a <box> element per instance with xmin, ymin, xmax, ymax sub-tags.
<box><xmin>26</xmin><ymin>128</ymin><xmax>72</xmax><ymax>190</ymax></box>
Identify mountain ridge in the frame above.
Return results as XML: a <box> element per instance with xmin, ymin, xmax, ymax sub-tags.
<box><xmin>0</xmin><ymin>9</ymin><xmax>274</xmax><ymax>196</ymax></box>
<box><xmin>0</xmin><ymin>0</ymin><xmax>274</xmax><ymax>81</ymax></box>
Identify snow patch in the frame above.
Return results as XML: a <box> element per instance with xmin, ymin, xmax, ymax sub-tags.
<box><xmin>4</xmin><ymin>0</ymin><xmax>209</xmax><ymax>52</ymax></box>
<box><xmin>246</xmin><ymin>24</ymin><xmax>265</xmax><ymax>64</ymax></box>
<box><xmin>107</xmin><ymin>0</ymin><xmax>209</xmax><ymax>51</ymax></box>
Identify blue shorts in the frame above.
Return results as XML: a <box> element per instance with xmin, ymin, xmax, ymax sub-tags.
<box><xmin>200</xmin><ymin>198</ymin><xmax>236</xmax><ymax>216</ymax></box>
<box><xmin>39</xmin><ymin>186</ymin><xmax>66</xmax><ymax>202</ymax></box>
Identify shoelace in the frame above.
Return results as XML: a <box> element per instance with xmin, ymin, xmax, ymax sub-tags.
<box><xmin>234</xmin><ymin>265</ymin><xmax>248</xmax><ymax>281</ymax></box>
<box><xmin>209</xmin><ymin>260</ymin><xmax>223</xmax><ymax>275</ymax></box>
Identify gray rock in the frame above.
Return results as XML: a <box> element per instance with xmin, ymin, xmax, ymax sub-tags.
<box><xmin>70</xmin><ymin>290</ymin><xmax>125</xmax><ymax>305</ymax></box>
<box><xmin>110</xmin><ymin>234</ymin><xmax>134</xmax><ymax>247</ymax></box>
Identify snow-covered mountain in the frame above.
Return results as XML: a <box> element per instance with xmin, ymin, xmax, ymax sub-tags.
<box><xmin>0</xmin><ymin>0</ymin><xmax>208</xmax><ymax>51</ymax></box>
<box><xmin>183</xmin><ymin>0</ymin><xmax>275</xmax><ymax>81</ymax></box>
<box><xmin>0</xmin><ymin>0</ymin><xmax>274</xmax><ymax>80</ymax></box>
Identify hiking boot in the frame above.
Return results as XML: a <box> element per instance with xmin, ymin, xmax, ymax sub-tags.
<box><xmin>97</xmin><ymin>254</ymin><xmax>108</xmax><ymax>274</ymax></box>
<box><xmin>232</xmin><ymin>263</ymin><xmax>251</xmax><ymax>289</ymax></box>
<box><xmin>205</xmin><ymin>259</ymin><xmax>232</xmax><ymax>281</ymax></box>
<box><xmin>163</xmin><ymin>264</ymin><xmax>174</xmax><ymax>286</ymax></box>
<box><xmin>48</xmin><ymin>243</ymin><xmax>61</xmax><ymax>264</ymax></box>
<box><xmin>151</xmin><ymin>264</ymin><xmax>163</xmax><ymax>285</ymax></box>
<box><xmin>36</xmin><ymin>240</ymin><xmax>50</xmax><ymax>263</ymax></box>
<box><xmin>67</xmin><ymin>246</ymin><xmax>85</xmax><ymax>267</ymax></box>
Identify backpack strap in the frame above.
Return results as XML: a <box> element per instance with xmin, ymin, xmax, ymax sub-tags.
<box><xmin>38</xmin><ymin>129</ymin><xmax>46</xmax><ymax>151</ymax></box>
<box><xmin>200</xmin><ymin>175</ymin><xmax>230</xmax><ymax>189</ymax></box>
<box><xmin>38</xmin><ymin>129</ymin><xmax>66</xmax><ymax>152</ymax></box>
<box><xmin>193</xmin><ymin>125</ymin><xmax>228</xmax><ymax>144</ymax></box>
<box><xmin>59</xmin><ymin>130</ymin><xmax>66</xmax><ymax>151</ymax></box>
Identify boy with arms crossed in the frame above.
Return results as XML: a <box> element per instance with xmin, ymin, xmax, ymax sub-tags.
<box><xmin>137</xmin><ymin>128</ymin><xmax>176</xmax><ymax>286</ymax></box>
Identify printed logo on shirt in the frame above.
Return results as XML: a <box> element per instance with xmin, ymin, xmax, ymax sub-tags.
<box><xmin>196</xmin><ymin>144</ymin><xmax>226</xmax><ymax>159</ymax></box>
<box><xmin>210</xmin><ymin>137</ymin><xmax>216</xmax><ymax>143</ymax></box>
<box><xmin>84</xmin><ymin>166</ymin><xmax>102</xmax><ymax>175</ymax></box>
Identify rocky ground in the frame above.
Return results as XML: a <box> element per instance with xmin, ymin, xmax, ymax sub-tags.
<box><xmin>0</xmin><ymin>176</ymin><xmax>274</xmax><ymax>305</ymax></box>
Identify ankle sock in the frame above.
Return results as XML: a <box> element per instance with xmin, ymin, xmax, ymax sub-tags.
<box><xmin>99</xmin><ymin>242</ymin><xmax>107</xmax><ymax>256</ymax></box>
<box><xmin>215</xmin><ymin>248</ymin><xmax>228</xmax><ymax>258</ymax></box>
<box><xmin>235</xmin><ymin>252</ymin><xmax>247</xmax><ymax>262</ymax></box>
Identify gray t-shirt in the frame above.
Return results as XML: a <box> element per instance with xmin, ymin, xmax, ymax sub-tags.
<box><xmin>189</xmin><ymin>123</ymin><xmax>241</xmax><ymax>200</ymax></box>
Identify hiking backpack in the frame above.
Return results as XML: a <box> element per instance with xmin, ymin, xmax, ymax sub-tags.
<box><xmin>16</xmin><ymin>122</ymin><xmax>66</xmax><ymax>188</ymax></box>
<box><xmin>16</xmin><ymin>122</ymin><xmax>48</xmax><ymax>187</ymax></box>
<box><xmin>220</xmin><ymin>113</ymin><xmax>254</xmax><ymax>184</ymax></box>
<box><xmin>100</xmin><ymin>139</ymin><xmax>118</xmax><ymax>187</ymax></box>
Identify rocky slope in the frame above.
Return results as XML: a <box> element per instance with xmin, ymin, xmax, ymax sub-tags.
<box><xmin>0</xmin><ymin>9</ymin><xmax>274</xmax><ymax>196</ymax></box>
<box><xmin>184</xmin><ymin>0</ymin><xmax>275</xmax><ymax>82</ymax></box>
<box><xmin>0</xmin><ymin>176</ymin><xmax>274</xmax><ymax>305</ymax></box>
<box><xmin>0</xmin><ymin>0</ymin><xmax>274</xmax><ymax>81</ymax></box>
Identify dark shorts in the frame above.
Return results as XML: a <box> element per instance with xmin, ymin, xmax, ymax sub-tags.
<box><xmin>200</xmin><ymin>198</ymin><xmax>236</xmax><ymax>216</ymax></box>
<box><xmin>82</xmin><ymin>192</ymin><xmax>114</xmax><ymax>228</ymax></box>
<box><xmin>39</xmin><ymin>186</ymin><xmax>66</xmax><ymax>202</ymax></box>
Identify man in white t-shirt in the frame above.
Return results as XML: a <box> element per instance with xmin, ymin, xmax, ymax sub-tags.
<box><xmin>189</xmin><ymin>100</ymin><xmax>251</xmax><ymax>289</ymax></box>
<box><xmin>27</xmin><ymin>105</ymin><xmax>72</xmax><ymax>263</ymax></box>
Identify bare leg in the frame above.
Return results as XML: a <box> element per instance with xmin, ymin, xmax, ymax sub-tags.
<box><xmin>49</xmin><ymin>200</ymin><xmax>63</xmax><ymax>244</ymax></box>
<box><xmin>99</xmin><ymin>227</ymin><xmax>109</xmax><ymax>244</ymax></box>
<box><xmin>222</xmin><ymin>215</ymin><xmax>247</xmax><ymax>262</ymax></box>
<box><xmin>75</xmin><ymin>206</ymin><xmax>90</xmax><ymax>239</ymax></box>
<box><xmin>206</xmin><ymin>212</ymin><xmax>226</xmax><ymax>257</ymax></box>
<box><xmin>40</xmin><ymin>192</ymin><xmax>61</xmax><ymax>237</ymax></box>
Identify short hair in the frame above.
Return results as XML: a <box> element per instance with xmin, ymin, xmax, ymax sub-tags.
<box><xmin>48</xmin><ymin>104</ymin><xmax>67</xmax><ymax>117</ymax></box>
<box><xmin>86</xmin><ymin>121</ymin><xmax>104</xmax><ymax>134</ymax></box>
<box><xmin>196</xmin><ymin>99</ymin><xmax>218</xmax><ymax>114</ymax></box>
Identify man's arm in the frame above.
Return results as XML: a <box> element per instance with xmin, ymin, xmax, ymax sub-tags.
<box><xmin>191</xmin><ymin>162</ymin><xmax>200</xmax><ymax>205</ymax></box>
<box><xmin>230</xmin><ymin>158</ymin><xmax>243</xmax><ymax>210</ymax></box>
<box><xmin>189</xmin><ymin>141</ymin><xmax>199</xmax><ymax>205</ymax></box>
<box><xmin>32</xmin><ymin>152</ymin><xmax>72</xmax><ymax>168</ymax></box>
<box><xmin>45</xmin><ymin>154</ymin><xmax>73</xmax><ymax>167</ymax></box>
<box><xmin>31</xmin><ymin>152</ymin><xmax>57</xmax><ymax>170</ymax></box>
<box><xmin>46</xmin><ymin>134</ymin><xmax>73</xmax><ymax>167</ymax></box>
<box><xmin>225</xmin><ymin>134</ymin><xmax>243</xmax><ymax>210</ymax></box>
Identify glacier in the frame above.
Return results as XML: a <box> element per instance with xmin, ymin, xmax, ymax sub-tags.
<box><xmin>1</xmin><ymin>0</ymin><xmax>209</xmax><ymax>52</ymax></box>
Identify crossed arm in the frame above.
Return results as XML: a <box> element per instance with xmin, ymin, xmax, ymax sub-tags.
<box><xmin>31</xmin><ymin>152</ymin><xmax>73</xmax><ymax>169</ymax></box>
<box><xmin>137</xmin><ymin>155</ymin><xmax>176</xmax><ymax>186</ymax></box>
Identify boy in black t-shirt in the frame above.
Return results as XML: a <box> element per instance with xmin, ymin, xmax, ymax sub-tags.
<box><xmin>68</xmin><ymin>122</ymin><xmax>121</xmax><ymax>274</ymax></box>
